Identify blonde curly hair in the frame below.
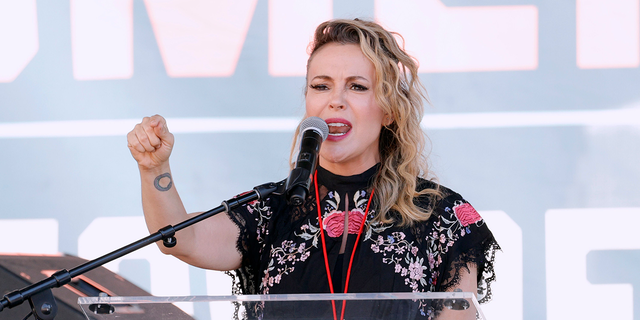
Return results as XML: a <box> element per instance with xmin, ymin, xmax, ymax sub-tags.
<box><xmin>292</xmin><ymin>19</ymin><xmax>441</xmax><ymax>226</ymax></box>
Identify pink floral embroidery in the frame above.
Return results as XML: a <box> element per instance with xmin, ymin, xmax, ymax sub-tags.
<box><xmin>348</xmin><ymin>209</ymin><xmax>365</xmax><ymax>233</ymax></box>
<box><xmin>369</xmin><ymin>232</ymin><xmax>428</xmax><ymax>291</ymax></box>
<box><xmin>260</xmin><ymin>188</ymin><xmax>375</xmax><ymax>295</ymax></box>
<box><xmin>324</xmin><ymin>210</ymin><xmax>344</xmax><ymax>237</ymax></box>
<box><xmin>428</xmin><ymin>253</ymin><xmax>435</xmax><ymax>269</ymax></box>
<box><xmin>409</xmin><ymin>260</ymin><xmax>425</xmax><ymax>280</ymax></box>
<box><xmin>453</xmin><ymin>203</ymin><xmax>482</xmax><ymax>226</ymax></box>
<box><xmin>323</xmin><ymin>209</ymin><xmax>366</xmax><ymax>237</ymax></box>
<box><xmin>261</xmin><ymin>240</ymin><xmax>312</xmax><ymax>293</ymax></box>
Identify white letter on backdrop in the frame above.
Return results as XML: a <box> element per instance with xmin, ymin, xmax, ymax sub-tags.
<box><xmin>78</xmin><ymin>216</ymin><xmax>193</xmax><ymax>314</ymax></box>
<box><xmin>478</xmin><ymin>211</ymin><xmax>523</xmax><ymax>320</ymax></box>
<box><xmin>268</xmin><ymin>0</ymin><xmax>332</xmax><ymax>76</ymax></box>
<box><xmin>206</xmin><ymin>270</ymin><xmax>234</xmax><ymax>320</ymax></box>
<box><xmin>0</xmin><ymin>0</ymin><xmax>39</xmax><ymax>83</ymax></box>
<box><xmin>0</xmin><ymin>219</ymin><xmax>58</xmax><ymax>254</ymax></box>
<box><xmin>71</xmin><ymin>0</ymin><xmax>133</xmax><ymax>80</ymax></box>
<box><xmin>576</xmin><ymin>0</ymin><xmax>640</xmax><ymax>69</ymax></box>
<box><xmin>546</xmin><ymin>208</ymin><xmax>640</xmax><ymax>320</ymax></box>
<box><xmin>375</xmin><ymin>0</ymin><xmax>538</xmax><ymax>73</ymax></box>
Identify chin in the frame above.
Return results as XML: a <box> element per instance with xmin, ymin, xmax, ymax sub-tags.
<box><xmin>320</xmin><ymin>155</ymin><xmax>345</xmax><ymax>165</ymax></box>
<box><xmin>319</xmin><ymin>151</ymin><xmax>348</xmax><ymax>166</ymax></box>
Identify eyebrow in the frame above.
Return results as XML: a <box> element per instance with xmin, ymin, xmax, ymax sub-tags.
<box><xmin>310</xmin><ymin>75</ymin><xmax>370</xmax><ymax>83</ymax></box>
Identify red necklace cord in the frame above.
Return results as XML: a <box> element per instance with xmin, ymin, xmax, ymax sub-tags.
<box><xmin>314</xmin><ymin>170</ymin><xmax>338</xmax><ymax>320</ymax></box>
<box><xmin>314</xmin><ymin>170</ymin><xmax>375</xmax><ymax>320</ymax></box>
<box><xmin>340</xmin><ymin>187</ymin><xmax>373</xmax><ymax>320</ymax></box>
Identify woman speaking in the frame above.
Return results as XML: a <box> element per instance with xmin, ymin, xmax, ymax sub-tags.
<box><xmin>127</xmin><ymin>19</ymin><xmax>498</xmax><ymax>320</ymax></box>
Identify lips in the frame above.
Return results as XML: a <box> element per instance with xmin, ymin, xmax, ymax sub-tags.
<box><xmin>325</xmin><ymin>118</ymin><xmax>352</xmax><ymax>141</ymax></box>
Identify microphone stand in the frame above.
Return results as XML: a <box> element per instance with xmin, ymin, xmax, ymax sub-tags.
<box><xmin>0</xmin><ymin>181</ymin><xmax>283</xmax><ymax>320</ymax></box>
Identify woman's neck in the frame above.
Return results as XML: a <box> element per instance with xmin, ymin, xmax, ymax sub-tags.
<box><xmin>318</xmin><ymin>157</ymin><xmax>379</xmax><ymax>176</ymax></box>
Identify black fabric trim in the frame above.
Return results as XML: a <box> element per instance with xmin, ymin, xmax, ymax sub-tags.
<box><xmin>226</xmin><ymin>209</ymin><xmax>249</xmax><ymax>262</ymax></box>
<box><xmin>440</xmin><ymin>235</ymin><xmax>501</xmax><ymax>304</ymax></box>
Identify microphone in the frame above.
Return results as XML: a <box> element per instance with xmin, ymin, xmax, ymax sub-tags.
<box><xmin>285</xmin><ymin>116</ymin><xmax>329</xmax><ymax>206</ymax></box>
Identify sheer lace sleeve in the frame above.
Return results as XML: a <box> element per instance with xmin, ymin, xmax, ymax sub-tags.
<box><xmin>432</xmin><ymin>193</ymin><xmax>500</xmax><ymax>303</ymax></box>
<box><xmin>226</xmin><ymin>193</ymin><xmax>275</xmax><ymax>295</ymax></box>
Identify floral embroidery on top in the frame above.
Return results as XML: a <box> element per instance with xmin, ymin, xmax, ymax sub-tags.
<box><xmin>228</xmin><ymin>170</ymin><xmax>498</xmax><ymax>320</ymax></box>
<box><xmin>452</xmin><ymin>201</ymin><xmax>482</xmax><ymax>227</ymax></box>
<box><xmin>369</xmin><ymin>231</ymin><xmax>440</xmax><ymax>318</ymax></box>
<box><xmin>243</xmin><ymin>198</ymin><xmax>271</xmax><ymax>249</ymax></box>
<box><xmin>260</xmin><ymin>241</ymin><xmax>312</xmax><ymax>294</ymax></box>
<box><xmin>258</xmin><ymin>215</ymin><xmax>323</xmax><ymax>294</ymax></box>
<box><xmin>259</xmin><ymin>188</ymin><xmax>374</xmax><ymax>294</ymax></box>
<box><xmin>323</xmin><ymin>191</ymin><xmax>369</xmax><ymax>237</ymax></box>
<box><xmin>367</xmin><ymin>198</ymin><xmax>484</xmax><ymax>318</ymax></box>
<box><xmin>425</xmin><ymin>200</ymin><xmax>485</xmax><ymax>288</ymax></box>
<box><xmin>370</xmin><ymin>232</ymin><xmax>429</xmax><ymax>291</ymax></box>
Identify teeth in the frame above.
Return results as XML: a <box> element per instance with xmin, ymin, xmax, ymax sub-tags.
<box><xmin>327</xmin><ymin>122</ymin><xmax>350</xmax><ymax>137</ymax></box>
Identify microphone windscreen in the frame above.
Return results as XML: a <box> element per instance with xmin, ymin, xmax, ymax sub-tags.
<box><xmin>300</xmin><ymin>116</ymin><xmax>329</xmax><ymax>141</ymax></box>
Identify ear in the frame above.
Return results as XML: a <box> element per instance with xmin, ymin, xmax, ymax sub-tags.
<box><xmin>383</xmin><ymin>113</ymin><xmax>394</xmax><ymax>126</ymax></box>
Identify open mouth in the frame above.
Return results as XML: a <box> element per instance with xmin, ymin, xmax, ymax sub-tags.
<box><xmin>328</xmin><ymin>122</ymin><xmax>351</xmax><ymax>136</ymax></box>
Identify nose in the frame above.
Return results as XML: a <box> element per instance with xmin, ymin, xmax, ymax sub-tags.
<box><xmin>329</xmin><ymin>88</ymin><xmax>346</xmax><ymax>110</ymax></box>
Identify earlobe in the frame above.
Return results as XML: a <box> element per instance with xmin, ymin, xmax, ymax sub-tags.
<box><xmin>384</xmin><ymin>114</ymin><xmax>394</xmax><ymax>126</ymax></box>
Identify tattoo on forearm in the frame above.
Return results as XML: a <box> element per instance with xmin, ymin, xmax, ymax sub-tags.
<box><xmin>154</xmin><ymin>173</ymin><xmax>173</xmax><ymax>192</ymax></box>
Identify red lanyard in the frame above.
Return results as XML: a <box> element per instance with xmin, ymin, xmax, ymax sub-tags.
<box><xmin>314</xmin><ymin>170</ymin><xmax>375</xmax><ymax>320</ymax></box>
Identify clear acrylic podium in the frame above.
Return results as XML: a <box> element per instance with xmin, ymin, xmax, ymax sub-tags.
<box><xmin>77</xmin><ymin>292</ymin><xmax>484</xmax><ymax>320</ymax></box>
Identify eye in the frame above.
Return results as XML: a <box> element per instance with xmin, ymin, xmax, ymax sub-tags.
<box><xmin>350</xmin><ymin>83</ymin><xmax>369</xmax><ymax>91</ymax></box>
<box><xmin>309</xmin><ymin>84</ymin><xmax>329</xmax><ymax>91</ymax></box>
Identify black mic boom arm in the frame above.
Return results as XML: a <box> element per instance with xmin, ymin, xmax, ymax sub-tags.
<box><xmin>0</xmin><ymin>181</ymin><xmax>284</xmax><ymax>319</ymax></box>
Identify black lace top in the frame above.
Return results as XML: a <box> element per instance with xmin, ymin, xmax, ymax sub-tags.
<box><xmin>227</xmin><ymin>165</ymin><xmax>499</xmax><ymax>319</ymax></box>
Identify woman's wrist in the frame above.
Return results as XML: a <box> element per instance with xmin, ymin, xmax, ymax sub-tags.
<box><xmin>138</xmin><ymin>162</ymin><xmax>171</xmax><ymax>176</ymax></box>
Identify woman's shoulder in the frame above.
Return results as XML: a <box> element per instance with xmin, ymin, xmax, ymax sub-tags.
<box><xmin>415</xmin><ymin>178</ymin><xmax>471</xmax><ymax>215</ymax></box>
<box><xmin>411</xmin><ymin>179</ymin><xmax>489</xmax><ymax>247</ymax></box>
<box><xmin>415</xmin><ymin>177</ymin><xmax>459</xmax><ymax>197</ymax></box>
<box><xmin>413</xmin><ymin>178</ymin><xmax>498</xmax><ymax>302</ymax></box>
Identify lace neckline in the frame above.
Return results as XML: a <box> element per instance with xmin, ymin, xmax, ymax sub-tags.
<box><xmin>316</xmin><ymin>163</ymin><xmax>380</xmax><ymax>192</ymax></box>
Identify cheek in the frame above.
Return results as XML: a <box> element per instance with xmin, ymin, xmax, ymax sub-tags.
<box><xmin>361</xmin><ymin>102</ymin><xmax>385</xmax><ymax>127</ymax></box>
<box><xmin>363</xmin><ymin>124</ymin><xmax>383</xmax><ymax>143</ymax></box>
<box><xmin>365</xmin><ymin>112</ymin><xmax>385</xmax><ymax>140</ymax></box>
<box><xmin>354</xmin><ymin>112</ymin><xmax>384</xmax><ymax>143</ymax></box>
